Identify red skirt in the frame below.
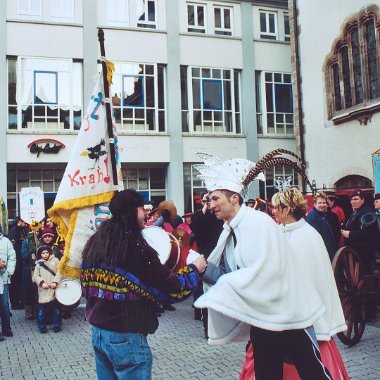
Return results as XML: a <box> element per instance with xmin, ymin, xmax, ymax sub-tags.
<box><xmin>240</xmin><ymin>338</ymin><xmax>349</xmax><ymax>380</ymax></box>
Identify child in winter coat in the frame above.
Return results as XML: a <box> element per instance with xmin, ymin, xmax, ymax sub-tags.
<box><xmin>33</xmin><ymin>245</ymin><xmax>62</xmax><ymax>333</ymax></box>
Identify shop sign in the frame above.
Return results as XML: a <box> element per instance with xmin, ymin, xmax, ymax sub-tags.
<box><xmin>28</xmin><ymin>139</ymin><xmax>65</xmax><ymax>157</ymax></box>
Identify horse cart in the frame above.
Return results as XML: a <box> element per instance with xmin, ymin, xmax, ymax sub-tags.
<box><xmin>332</xmin><ymin>246</ymin><xmax>380</xmax><ymax>346</ymax></box>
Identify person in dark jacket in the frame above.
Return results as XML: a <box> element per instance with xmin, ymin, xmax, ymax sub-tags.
<box><xmin>306</xmin><ymin>192</ymin><xmax>341</xmax><ymax>261</ymax></box>
<box><xmin>81</xmin><ymin>189</ymin><xmax>207</xmax><ymax>380</ymax></box>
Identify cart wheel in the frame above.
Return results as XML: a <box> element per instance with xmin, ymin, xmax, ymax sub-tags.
<box><xmin>332</xmin><ymin>246</ymin><xmax>365</xmax><ymax>346</ymax></box>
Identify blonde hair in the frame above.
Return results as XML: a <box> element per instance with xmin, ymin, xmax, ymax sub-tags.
<box><xmin>313</xmin><ymin>192</ymin><xmax>327</xmax><ymax>202</ymax></box>
<box><xmin>271</xmin><ymin>188</ymin><xmax>308</xmax><ymax>220</ymax></box>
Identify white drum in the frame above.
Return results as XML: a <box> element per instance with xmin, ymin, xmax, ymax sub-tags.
<box><xmin>55</xmin><ymin>279</ymin><xmax>82</xmax><ymax>307</ymax></box>
<box><xmin>142</xmin><ymin>226</ymin><xmax>180</xmax><ymax>270</ymax></box>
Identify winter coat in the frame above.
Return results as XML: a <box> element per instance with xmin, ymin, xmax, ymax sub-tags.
<box><xmin>0</xmin><ymin>233</ymin><xmax>16</xmax><ymax>285</ymax></box>
<box><xmin>33</xmin><ymin>255</ymin><xmax>62</xmax><ymax>304</ymax></box>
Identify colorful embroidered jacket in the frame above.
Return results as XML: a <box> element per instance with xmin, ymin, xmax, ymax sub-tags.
<box><xmin>81</xmin><ymin>257</ymin><xmax>199</xmax><ymax>334</ymax></box>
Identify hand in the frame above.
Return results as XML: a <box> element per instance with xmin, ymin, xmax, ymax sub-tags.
<box><xmin>0</xmin><ymin>260</ymin><xmax>6</xmax><ymax>269</ymax></box>
<box><xmin>161</xmin><ymin>209</ymin><xmax>171</xmax><ymax>222</ymax></box>
<box><xmin>41</xmin><ymin>282</ymin><xmax>49</xmax><ymax>289</ymax></box>
<box><xmin>341</xmin><ymin>229</ymin><xmax>350</xmax><ymax>238</ymax></box>
<box><xmin>49</xmin><ymin>283</ymin><xmax>57</xmax><ymax>289</ymax></box>
<box><xmin>192</xmin><ymin>254</ymin><xmax>207</xmax><ymax>273</ymax></box>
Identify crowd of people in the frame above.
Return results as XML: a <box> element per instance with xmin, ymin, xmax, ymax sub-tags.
<box><xmin>1</xmin><ymin>161</ymin><xmax>380</xmax><ymax>379</ymax></box>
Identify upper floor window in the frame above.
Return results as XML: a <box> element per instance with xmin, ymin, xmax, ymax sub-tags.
<box><xmin>107</xmin><ymin>0</ymin><xmax>129</xmax><ymax>25</ymax></box>
<box><xmin>187</xmin><ymin>3</ymin><xmax>206</xmax><ymax>33</ymax></box>
<box><xmin>109</xmin><ymin>62</ymin><xmax>166</xmax><ymax>133</ymax></box>
<box><xmin>260</xmin><ymin>10</ymin><xmax>277</xmax><ymax>40</ymax></box>
<box><xmin>256</xmin><ymin>71</ymin><xmax>294</xmax><ymax>135</ymax></box>
<box><xmin>186</xmin><ymin>2</ymin><xmax>234</xmax><ymax>36</ymax></box>
<box><xmin>181</xmin><ymin>66</ymin><xmax>241</xmax><ymax>134</ymax></box>
<box><xmin>136</xmin><ymin>0</ymin><xmax>156</xmax><ymax>29</ymax></box>
<box><xmin>214</xmin><ymin>5</ymin><xmax>232</xmax><ymax>36</ymax></box>
<box><xmin>17</xmin><ymin>0</ymin><xmax>42</xmax><ymax>20</ymax></box>
<box><xmin>8</xmin><ymin>57</ymin><xmax>82</xmax><ymax>131</ymax></box>
<box><xmin>325</xmin><ymin>5</ymin><xmax>380</xmax><ymax>124</ymax></box>
<box><xmin>50</xmin><ymin>0</ymin><xmax>74</xmax><ymax>23</ymax></box>
<box><xmin>284</xmin><ymin>13</ymin><xmax>290</xmax><ymax>42</ymax></box>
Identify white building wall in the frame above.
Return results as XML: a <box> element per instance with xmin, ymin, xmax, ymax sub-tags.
<box><xmin>297</xmin><ymin>0</ymin><xmax>379</xmax><ymax>188</ymax></box>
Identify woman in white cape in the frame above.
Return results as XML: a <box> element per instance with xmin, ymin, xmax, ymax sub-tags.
<box><xmin>240</xmin><ymin>188</ymin><xmax>349</xmax><ymax>380</ymax></box>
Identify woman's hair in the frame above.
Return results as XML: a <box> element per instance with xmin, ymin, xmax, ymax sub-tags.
<box><xmin>271</xmin><ymin>188</ymin><xmax>308</xmax><ymax>221</ymax></box>
<box><xmin>82</xmin><ymin>190</ymin><xmax>145</xmax><ymax>267</ymax></box>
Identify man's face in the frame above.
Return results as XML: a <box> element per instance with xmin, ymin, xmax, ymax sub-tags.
<box><xmin>137</xmin><ymin>207</ymin><xmax>146</xmax><ymax>229</ymax></box>
<box><xmin>209</xmin><ymin>190</ymin><xmax>239</xmax><ymax>222</ymax></box>
<box><xmin>374</xmin><ymin>199</ymin><xmax>380</xmax><ymax>211</ymax></box>
<box><xmin>315</xmin><ymin>197</ymin><xmax>328</xmax><ymax>212</ymax></box>
<box><xmin>350</xmin><ymin>196</ymin><xmax>365</xmax><ymax>211</ymax></box>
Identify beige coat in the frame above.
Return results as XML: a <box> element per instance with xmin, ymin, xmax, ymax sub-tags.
<box><xmin>33</xmin><ymin>255</ymin><xmax>62</xmax><ymax>304</ymax></box>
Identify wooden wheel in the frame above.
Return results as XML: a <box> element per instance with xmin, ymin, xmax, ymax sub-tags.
<box><xmin>332</xmin><ymin>246</ymin><xmax>365</xmax><ymax>346</ymax></box>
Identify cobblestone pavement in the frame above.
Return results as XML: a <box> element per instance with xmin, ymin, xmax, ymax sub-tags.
<box><xmin>0</xmin><ymin>299</ymin><xmax>379</xmax><ymax>379</ymax></box>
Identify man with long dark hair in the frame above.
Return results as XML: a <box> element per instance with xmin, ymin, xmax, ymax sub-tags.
<box><xmin>81</xmin><ymin>189</ymin><xmax>207</xmax><ymax>379</ymax></box>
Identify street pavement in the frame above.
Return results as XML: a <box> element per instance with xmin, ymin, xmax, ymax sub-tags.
<box><xmin>0</xmin><ymin>299</ymin><xmax>379</xmax><ymax>380</ymax></box>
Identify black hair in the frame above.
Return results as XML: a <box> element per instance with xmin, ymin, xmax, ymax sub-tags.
<box><xmin>37</xmin><ymin>245</ymin><xmax>52</xmax><ymax>259</ymax></box>
<box><xmin>220</xmin><ymin>190</ymin><xmax>244</xmax><ymax>206</ymax></box>
<box><xmin>82</xmin><ymin>190</ymin><xmax>145</xmax><ymax>267</ymax></box>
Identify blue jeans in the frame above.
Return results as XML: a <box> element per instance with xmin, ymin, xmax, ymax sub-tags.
<box><xmin>92</xmin><ymin>326</ymin><xmax>152</xmax><ymax>380</ymax></box>
<box><xmin>0</xmin><ymin>284</ymin><xmax>12</xmax><ymax>333</ymax></box>
<box><xmin>37</xmin><ymin>301</ymin><xmax>62</xmax><ymax>330</ymax></box>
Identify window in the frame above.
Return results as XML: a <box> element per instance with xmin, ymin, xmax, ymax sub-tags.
<box><xmin>8</xmin><ymin>57</ymin><xmax>82</xmax><ymax>130</ymax></box>
<box><xmin>214</xmin><ymin>6</ymin><xmax>232</xmax><ymax>36</ymax></box>
<box><xmin>260</xmin><ymin>166</ymin><xmax>298</xmax><ymax>200</ymax></box>
<box><xmin>136</xmin><ymin>0</ymin><xmax>156</xmax><ymax>29</ymax></box>
<box><xmin>110</xmin><ymin>62</ymin><xmax>165</xmax><ymax>132</ymax></box>
<box><xmin>284</xmin><ymin>13</ymin><xmax>290</xmax><ymax>41</ymax></box>
<box><xmin>325</xmin><ymin>6</ymin><xmax>380</xmax><ymax>123</ymax></box>
<box><xmin>121</xmin><ymin>167</ymin><xmax>166</xmax><ymax>203</ymax></box>
<box><xmin>256</xmin><ymin>71</ymin><xmax>294</xmax><ymax>135</ymax></box>
<box><xmin>184</xmin><ymin>164</ymin><xmax>207</xmax><ymax>213</ymax></box>
<box><xmin>107</xmin><ymin>0</ymin><xmax>129</xmax><ymax>25</ymax></box>
<box><xmin>187</xmin><ymin>3</ymin><xmax>206</xmax><ymax>33</ymax></box>
<box><xmin>50</xmin><ymin>0</ymin><xmax>74</xmax><ymax>22</ymax></box>
<box><xmin>181</xmin><ymin>66</ymin><xmax>241</xmax><ymax>133</ymax></box>
<box><xmin>260</xmin><ymin>11</ymin><xmax>277</xmax><ymax>40</ymax></box>
<box><xmin>17</xmin><ymin>0</ymin><xmax>41</xmax><ymax>18</ymax></box>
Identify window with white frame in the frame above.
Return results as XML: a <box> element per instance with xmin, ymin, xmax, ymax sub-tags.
<box><xmin>256</xmin><ymin>71</ymin><xmax>294</xmax><ymax>135</ymax></box>
<box><xmin>284</xmin><ymin>13</ymin><xmax>290</xmax><ymax>42</ymax></box>
<box><xmin>181</xmin><ymin>66</ymin><xmax>241</xmax><ymax>134</ymax></box>
<box><xmin>107</xmin><ymin>0</ymin><xmax>129</xmax><ymax>25</ymax></box>
<box><xmin>109</xmin><ymin>62</ymin><xmax>166</xmax><ymax>132</ymax></box>
<box><xmin>184</xmin><ymin>164</ymin><xmax>207</xmax><ymax>213</ymax></box>
<box><xmin>214</xmin><ymin>5</ymin><xmax>232</xmax><ymax>36</ymax></box>
<box><xmin>17</xmin><ymin>0</ymin><xmax>42</xmax><ymax>19</ymax></box>
<box><xmin>8</xmin><ymin>57</ymin><xmax>82</xmax><ymax>131</ymax></box>
<box><xmin>260</xmin><ymin>166</ymin><xmax>298</xmax><ymax>200</ymax></box>
<box><xmin>121</xmin><ymin>167</ymin><xmax>166</xmax><ymax>203</ymax></box>
<box><xmin>136</xmin><ymin>0</ymin><xmax>156</xmax><ymax>29</ymax></box>
<box><xmin>50</xmin><ymin>0</ymin><xmax>74</xmax><ymax>23</ymax></box>
<box><xmin>259</xmin><ymin>10</ymin><xmax>277</xmax><ymax>40</ymax></box>
<box><xmin>187</xmin><ymin>3</ymin><xmax>206</xmax><ymax>33</ymax></box>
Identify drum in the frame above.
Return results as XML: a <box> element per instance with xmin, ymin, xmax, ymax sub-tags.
<box><xmin>142</xmin><ymin>226</ymin><xmax>180</xmax><ymax>270</ymax></box>
<box><xmin>55</xmin><ymin>279</ymin><xmax>82</xmax><ymax>307</ymax></box>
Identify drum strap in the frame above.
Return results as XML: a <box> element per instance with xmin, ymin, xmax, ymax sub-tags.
<box><xmin>38</xmin><ymin>262</ymin><xmax>56</xmax><ymax>277</ymax></box>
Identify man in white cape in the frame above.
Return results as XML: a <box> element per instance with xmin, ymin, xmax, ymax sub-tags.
<box><xmin>193</xmin><ymin>154</ymin><xmax>332</xmax><ymax>379</ymax></box>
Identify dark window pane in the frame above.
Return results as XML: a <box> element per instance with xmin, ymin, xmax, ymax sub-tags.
<box><xmin>150</xmin><ymin>168</ymin><xmax>166</xmax><ymax>189</ymax></box>
<box><xmin>332</xmin><ymin>64</ymin><xmax>342</xmax><ymax>111</ymax></box>
<box><xmin>158</xmin><ymin>110</ymin><xmax>165</xmax><ymax>132</ymax></box>
<box><xmin>274</xmin><ymin>73</ymin><xmax>282</xmax><ymax>82</ymax></box>
<box><xmin>145</xmin><ymin>65</ymin><xmax>153</xmax><ymax>75</ymax></box>
<box><xmin>181</xmin><ymin>110</ymin><xmax>188</xmax><ymax>132</ymax></box>
<box><xmin>198</xmin><ymin>6</ymin><xmax>204</xmax><ymax>26</ymax></box>
<box><xmin>124</xmin><ymin>76</ymin><xmax>144</xmax><ymax>107</ymax></box>
<box><xmin>366</xmin><ymin>21</ymin><xmax>378</xmax><ymax>100</ymax></box>
<box><xmin>146</xmin><ymin>76</ymin><xmax>154</xmax><ymax>107</ymax></box>
<box><xmin>341</xmin><ymin>47</ymin><xmax>352</xmax><ymax>108</ymax></box>
<box><xmin>224</xmin><ymin>111</ymin><xmax>232</xmax><ymax>132</ymax></box>
<box><xmin>193</xmin><ymin>111</ymin><xmax>201</xmax><ymax>127</ymax></box>
<box><xmin>214</xmin><ymin>8</ymin><xmax>221</xmax><ymax>28</ymax></box>
<box><xmin>265</xmin><ymin>72</ymin><xmax>272</xmax><ymax>82</ymax></box>
<box><xmin>8</xmin><ymin>106</ymin><xmax>17</xmax><ymax>129</ymax></box>
<box><xmin>203</xmin><ymin>80</ymin><xmax>222</xmax><ymax>110</ymax></box>
<box><xmin>147</xmin><ymin>1</ymin><xmax>155</xmax><ymax>21</ymax></box>
<box><xmin>180</xmin><ymin>66</ymin><xmax>188</xmax><ymax>110</ymax></box>
<box><xmin>74</xmin><ymin>110</ymin><xmax>82</xmax><ymax>130</ymax></box>
<box><xmin>158</xmin><ymin>65</ymin><xmax>165</xmax><ymax>109</ymax></box>
<box><xmin>59</xmin><ymin>109</ymin><xmax>70</xmax><ymax>129</ymax></box>
<box><xmin>192</xmin><ymin>79</ymin><xmax>201</xmax><ymax>108</ymax></box>
<box><xmin>284</xmin><ymin>14</ymin><xmax>290</xmax><ymax>35</ymax></box>
<box><xmin>269</xmin><ymin>14</ymin><xmax>275</xmax><ymax>33</ymax></box>
<box><xmin>234</xmin><ymin>70</ymin><xmax>240</xmax><ymax>112</ymax></box>
<box><xmin>146</xmin><ymin>109</ymin><xmax>154</xmax><ymax>130</ymax></box>
<box><xmin>260</xmin><ymin>13</ymin><xmax>266</xmax><ymax>33</ymax></box>
<box><xmin>224</xmin><ymin>9</ymin><xmax>231</xmax><ymax>29</ymax></box>
<box><xmin>275</xmin><ymin>84</ymin><xmax>293</xmax><ymax>113</ymax></box>
<box><xmin>188</xmin><ymin>5</ymin><xmax>194</xmax><ymax>25</ymax></box>
<box><xmin>235</xmin><ymin>113</ymin><xmax>241</xmax><ymax>134</ymax></box>
<box><xmin>22</xmin><ymin>106</ymin><xmax>32</xmax><ymax>128</ymax></box>
<box><xmin>351</xmin><ymin>29</ymin><xmax>363</xmax><ymax>104</ymax></box>
<box><xmin>223</xmin><ymin>80</ymin><xmax>231</xmax><ymax>110</ymax></box>
<box><xmin>8</xmin><ymin>58</ymin><xmax>16</xmax><ymax>105</ymax></box>
<box><xmin>265</xmin><ymin>83</ymin><xmax>273</xmax><ymax>112</ymax></box>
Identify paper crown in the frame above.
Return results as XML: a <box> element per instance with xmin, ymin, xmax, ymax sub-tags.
<box><xmin>194</xmin><ymin>153</ymin><xmax>265</xmax><ymax>200</ymax></box>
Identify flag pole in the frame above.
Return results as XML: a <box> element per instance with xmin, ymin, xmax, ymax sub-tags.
<box><xmin>97</xmin><ymin>28</ymin><xmax>118</xmax><ymax>187</ymax></box>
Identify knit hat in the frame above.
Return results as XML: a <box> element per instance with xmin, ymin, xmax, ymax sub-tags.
<box><xmin>41</xmin><ymin>227</ymin><xmax>55</xmax><ymax>238</ymax></box>
<box><xmin>37</xmin><ymin>245</ymin><xmax>52</xmax><ymax>258</ymax></box>
<box><xmin>374</xmin><ymin>193</ymin><xmax>380</xmax><ymax>200</ymax></box>
<box><xmin>109</xmin><ymin>190</ymin><xmax>144</xmax><ymax>217</ymax></box>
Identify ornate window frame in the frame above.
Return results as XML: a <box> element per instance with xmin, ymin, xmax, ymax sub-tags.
<box><xmin>324</xmin><ymin>5</ymin><xmax>380</xmax><ymax>126</ymax></box>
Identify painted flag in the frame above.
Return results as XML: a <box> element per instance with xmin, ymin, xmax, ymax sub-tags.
<box><xmin>49</xmin><ymin>72</ymin><xmax>123</xmax><ymax>279</ymax></box>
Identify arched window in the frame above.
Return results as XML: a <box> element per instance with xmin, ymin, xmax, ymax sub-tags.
<box><xmin>324</xmin><ymin>5</ymin><xmax>380</xmax><ymax>125</ymax></box>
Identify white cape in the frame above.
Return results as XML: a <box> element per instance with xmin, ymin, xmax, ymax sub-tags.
<box><xmin>281</xmin><ymin>219</ymin><xmax>346</xmax><ymax>340</ymax></box>
<box><xmin>194</xmin><ymin>205</ymin><xmax>326</xmax><ymax>345</ymax></box>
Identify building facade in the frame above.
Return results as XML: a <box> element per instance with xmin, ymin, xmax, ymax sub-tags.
<box><xmin>3</xmin><ymin>0</ymin><xmax>295</xmax><ymax>219</ymax></box>
<box><xmin>290</xmin><ymin>1</ymin><xmax>379</xmax><ymax>195</ymax></box>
